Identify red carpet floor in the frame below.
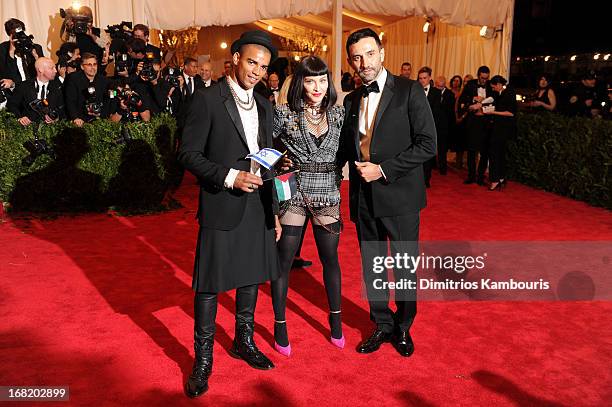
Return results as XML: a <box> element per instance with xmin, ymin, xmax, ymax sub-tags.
<box><xmin>1</xmin><ymin>167</ymin><xmax>611</xmax><ymax>406</ymax></box>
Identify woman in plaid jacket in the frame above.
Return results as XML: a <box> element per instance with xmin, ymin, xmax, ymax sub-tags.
<box><xmin>271</xmin><ymin>56</ymin><xmax>345</xmax><ymax>356</ymax></box>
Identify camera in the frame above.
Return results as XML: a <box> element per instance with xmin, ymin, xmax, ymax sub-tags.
<box><xmin>73</xmin><ymin>18</ymin><xmax>90</xmax><ymax>35</ymax></box>
<box><xmin>114</xmin><ymin>52</ymin><xmax>132</xmax><ymax>73</ymax></box>
<box><xmin>22</xmin><ymin>137</ymin><xmax>55</xmax><ymax>166</ymax></box>
<box><xmin>0</xmin><ymin>88</ymin><xmax>11</xmax><ymax>104</ymax></box>
<box><xmin>84</xmin><ymin>86</ymin><xmax>103</xmax><ymax>118</ymax></box>
<box><xmin>12</xmin><ymin>27</ymin><xmax>35</xmax><ymax>57</ymax></box>
<box><xmin>105</xmin><ymin>21</ymin><xmax>133</xmax><ymax>42</ymax></box>
<box><xmin>29</xmin><ymin>98</ymin><xmax>60</xmax><ymax>121</ymax></box>
<box><xmin>110</xmin><ymin>85</ymin><xmax>143</xmax><ymax>118</ymax></box>
<box><xmin>164</xmin><ymin>67</ymin><xmax>182</xmax><ymax>88</ymax></box>
<box><xmin>58</xmin><ymin>54</ymin><xmax>81</xmax><ymax>71</ymax></box>
<box><xmin>139</xmin><ymin>52</ymin><xmax>159</xmax><ymax>81</ymax></box>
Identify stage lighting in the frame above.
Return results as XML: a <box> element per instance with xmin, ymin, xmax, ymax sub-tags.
<box><xmin>267</xmin><ymin>25</ymin><xmax>273</xmax><ymax>31</ymax></box>
<box><xmin>220</xmin><ymin>42</ymin><xmax>227</xmax><ymax>49</ymax></box>
<box><xmin>294</xmin><ymin>55</ymin><xmax>300</xmax><ymax>61</ymax></box>
<box><xmin>604</xmin><ymin>54</ymin><xmax>610</xmax><ymax>60</ymax></box>
<box><xmin>322</xmin><ymin>44</ymin><xmax>328</xmax><ymax>52</ymax></box>
<box><xmin>570</xmin><ymin>55</ymin><xmax>576</xmax><ymax>61</ymax></box>
<box><xmin>594</xmin><ymin>53</ymin><xmax>600</xmax><ymax>60</ymax></box>
<box><xmin>480</xmin><ymin>26</ymin><xmax>497</xmax><ymax>39</ymax></box>
<box><xmin>544</xmin><ymin>56</ymin><xmax>550</xmax><ymax>62</ymax></box>
<box><xmin>72</xmin><ymin>1</ymin><xmax>81</xmax><ymax>10</ymax></box>
<box><xmin>422</xmin><ymin>19</ymin><xmax>432</xmax><ymax>33</ymax></box>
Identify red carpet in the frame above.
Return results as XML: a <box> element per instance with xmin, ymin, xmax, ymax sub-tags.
<box><xmin>1</xmin><ymin>168</ymin><xmax>611</xmax><ymax>406</ymax></box>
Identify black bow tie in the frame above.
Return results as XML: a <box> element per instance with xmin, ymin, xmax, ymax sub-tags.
<box><xmin>362</xmin><ymin>81</ymin><xmax>380</xmax><ymax>97</ymax></box>
<box><xmin>271</xmin><ymin>88</ymin><xmax>279</xmax><ymax>92</ymax></box>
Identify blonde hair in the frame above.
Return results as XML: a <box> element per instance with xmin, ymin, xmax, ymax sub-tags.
<box><xmin>277</xmin><ymin>75</ymin><xmax>292</xmax><ymax>105</ymax></box>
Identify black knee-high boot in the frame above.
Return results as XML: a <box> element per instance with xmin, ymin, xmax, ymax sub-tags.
<box><xmin>185</xmin><ymin>292</ymin><xmax>217</xmax><ymax>398</ymax></box>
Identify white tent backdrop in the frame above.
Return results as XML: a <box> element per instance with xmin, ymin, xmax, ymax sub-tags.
<box><xmin>1</xmin><ymin>0</ymin><xmax>514</xmax><ymax>79</ymax></box>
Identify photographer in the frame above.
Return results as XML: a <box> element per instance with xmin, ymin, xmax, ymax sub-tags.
<box><xmin>132</xmin><ymin>24</ymin><xmax>161</xmax><ymax>60</ymax></box>
<box><xmin>61</xmin><ymin>6</ymin><xmax>109</xmax><ymax>73</ymax></box>
<box><xmin>7</xmin><ymin>57</ymin><xmax>64</xmax><ymax>126</ymax></box>
<box><xmin>55</xmin><ymin>42</ymin><xmax>80</xmax><ymax>84</ymax></box>
<box><xmin>64</xmin><ymin>53</ymin><xmax>112</xmax><ymax>127</ymax></box>
<box><xmin>112</xmin><ymin>37</ymin><xmax>150</xmax><ymax>84</ymax></box>
<box><xmin>0</xmin><ymin>18</ymin><xmax>44</xmax><ymax>89</ymax></box>
<box><xmin>132</xmin><ymin>62</ymin><xmax>182</xmax><ymax>116</ymax></box>
<box><xmin>109</xmin><ymin>81</ymin><xmax>151</xmax><ymax>123</ymax></box>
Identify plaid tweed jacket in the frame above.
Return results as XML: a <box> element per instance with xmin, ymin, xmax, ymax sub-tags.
<box><xmin>273</xmin><ymin>103</ymin><xmax>345</xmax><ymax>207</ymax></box>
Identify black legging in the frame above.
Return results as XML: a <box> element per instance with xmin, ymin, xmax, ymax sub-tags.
<box><xmin>271</xmin><ymin>221</ymin><xmax>342</xmax><ymax>344</ymax></box>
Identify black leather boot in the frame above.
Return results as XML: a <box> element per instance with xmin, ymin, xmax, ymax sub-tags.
<box><xmin>184</xmin><ymin>337</ymin><xmax>213</xmax><ymax>398</ymax></box>
<box><xmin>229</xmin><ymin>322</ymin><xmax>274</xmax><ymax>370</ymax></box>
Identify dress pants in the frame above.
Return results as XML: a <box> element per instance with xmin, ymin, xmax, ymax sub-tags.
<box><xmin>194</xmin><ymin>284</ymin><xmax>259</xmax><ymax>341</ymax></box>
<box><xmin>355</xmin><ymin>184</ymin><xmax>419</xmax><ymax>334</ymax></box>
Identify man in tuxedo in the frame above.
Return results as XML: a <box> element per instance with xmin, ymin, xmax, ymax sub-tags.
<box><xmin>418</xmin><ymin>66</ymin><xmax>444</xmax><ymax>187</ymax></box>
<box><xmin>64</xmin><ymin>53</ymin><xmax>112</xmax><ymax>126</ymax></box>
<box><xmin>400</xmin><ymin>62</ymin><xmax>412</xmax><ymax>79</ymax></box>
<box><xmin>7</xmin><ymin>57</ymin><xmax>64</xmax><ymax>126</ymax></box>
<box><xmin>459</xmin><ymin>65</ymin><xmax>492</xmax><ymax>185</ymax></box>
<box><xmin>179</xmin><ymin>30</ymin><xmax>281</xmax><ymax>398</ymax></box>
<box><xmin>435</xmin><ymin>75</ymin><xmax>456</xmax><ymax>175</ymax></box>
<box><xmin>267</xmin><ymin>72</ymin><xmax>280</xmax><ymax>104</ymax></box>
<box><xmin>340</xmin><ymin>28</ymin><xmax>436</xmax><ymax>357</ymax></box>
<box><xmin>0</xmin><ymin>18</ymin><xmax>44</xmax><ymax>89</ymax></box>
<box><xmin>199</xmin><ymin>62</ymin><xmax>216</xmax><ymax>88</ymax></box>
<box><xmin>132</xmin><ymin>24</ymin><xmax>161</xmax><ymax>60</ymax></box>
<box><xmin>177</xmin><ymin>57</ymin><xmax>204</xmax><ymax>128</ymax></box>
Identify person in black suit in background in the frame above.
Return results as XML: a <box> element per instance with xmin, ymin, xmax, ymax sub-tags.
<box><xmin>7</xmin><ymin>57</ymin><xmax>64</xmax><ymax>126</ymax></box>
<box><xmin>435</xmin><ymin>75</ymin><xmax>456</xmax><ymax>175</ymax></box>
<box><xmin>132</xmin><ymin>24</ymin><xmax>161</xmax><ymax>60</ymax></box>
<box><xmin>64</xmin><ymin>53</ymin><xmax>112</xmax><ymax>126</ymax></box>
<box><xmin>179</xmin><ymin>30</ymin><xmax>282</xmax><ymax>398</ymax></box>
<box><xmin>417</xmin><ymin>66</ymin><xmax>443</xmax><ymax>187</ymax></box>
<box><xmin>177</xmin><ymin>56</ymin><xmax>204</xmax><ymax>128</ymax></box>
<box><xmin>198</xmin><ymin>62</ymin><xmax>216</xmax><ymax>88</ymax></box>
<box><xmin>459</xmin><ymin>66</ymin><xmax>492</xmax><ymax>185</ymax></box>
<box><xmin>340</xmin><ymin>28</ymin><xmax>436</xmax><ymax>357</ymax></box>
<box><xmin>484</xmin><ymin>75</ymin><xmax>517</xmax><ymax>191</ymax></box>
<box><xmin>0</xmin><ymin>18</ymin><xmax>44</xmax><ymax>89</ymax></box>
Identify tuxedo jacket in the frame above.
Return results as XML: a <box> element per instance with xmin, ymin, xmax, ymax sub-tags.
<box><xmin>439</xmin><ymin>87</ymin><xmax>456</xmax><ymax>134</ymax></box>
<box><xmin>178</xmin><ymin>79</ymin><xmax>278</xmax><ymax>230</ymax></box>
<box><xmin>7</xmin><ymin>78</ymin><xmax>65</xmax><ymax>122</ymax></box>
<box><xmin>0</xmin><ymin>41</ymin><xmax>45</xmax><ymax>83</ymax></box>
<box><xmin>426</xmin><ymin>85</ymin><xmax>447</xmax><ymax>138</ymax></box>
<box><xmin>63</xmin><ymin>70</ymin><xmax>112</xmax><ymax>120</ymax></box>
<box><xmin>340</xmin><ymin>73</ymin><xmax>436</xmax><ymax>221</ymax></box>
<box><xmin>177</xmin><ymin>74</ymin><xmax>206</xmax><ymax>128</ymax></box>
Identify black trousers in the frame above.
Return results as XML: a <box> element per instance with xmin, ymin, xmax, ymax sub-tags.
<box><xmin>355</xmin><ymin>185</ymin><xmax>419</xmax><ymax>333</ymax></box>
<box><xmin>488</xmin><ymin>125</ymin><xmax>510</xmax><ymax>182</ymax></box>
<box><xmin>437</xmin><ymin>132</ymin><xmax>448</xmax><ymax>173</ymax></box>
<box><xmin>467</xmin><ymin>150</ymin><xmax>488</xmax><ymax>181</ymax></box>
<box><xmin>193</xmin><ymin>284</ymin><xmax>258</xmax><ymax>342</ymax></box>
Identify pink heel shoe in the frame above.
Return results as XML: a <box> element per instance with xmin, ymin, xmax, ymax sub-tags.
<box><xmin>274</xmin><ymin>341</ymin><xmax>291</xmax><ymax>357</ymax></box>
<box><xmin>330</xmin><ymin>335</ymin><xmax>345</xmax><ymax>349</ymax></box>
<box><xmin>274</xmin><ymin>320</ymin><xmax>291</xmax><ymax>357</ymax></box>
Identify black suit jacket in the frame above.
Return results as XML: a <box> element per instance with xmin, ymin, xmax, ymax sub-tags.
<box><xmin>178</xmin><ymin>80</ymin><xmax>278</xmax><ymax>230</ymax></box>
<box><xmin>7</xmin><ymin>78</ymin><xmax>65</xmax><ymax>121</ymax></box>
<box><xmin>439</xmin><ymin>87</ymin><xmax>456</xmax><ymax>137</ymax></box>
<box><xmin>177</xmin><ymin>74</ymin><xmax>206</xmax><ymax>128</ymax></box>
<box><xmin>0</xmin><ymin>41</ymin><xmax>44</xmax><ymax>83</ymax></box>
<box><xmin>426</xmin><ymin>86</ymin><xmax>447</xmax><ymax>138</ymax></box>
<box><xmin>64</xmin><ymin>70</ymin><xmax>112</xmax><ymax>120</ymax></box>
<box><xmin>340</xmin><ymin>72</ymin><xmax>437</xmax><ymax>220</ymax></box>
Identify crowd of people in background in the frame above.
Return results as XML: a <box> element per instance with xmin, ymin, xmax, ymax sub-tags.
<box><xmin>1</xmin><ymin>13</ymin><xmax>610</xmax><ymax>194</ymax></box>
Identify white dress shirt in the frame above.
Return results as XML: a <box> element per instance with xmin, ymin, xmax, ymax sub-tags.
<box><xmin>204</xmin><ymin>79</ymin><xmax>212</xmax><ymax>87</ymax></box>
<box><xmin>423</xmin><ymin>85</ymin><xmax>430</xmax><ymax>97</ymax></box>
<box><xmin>16</xmin><ymin>55</ymin><xmax>26</xmax><ymax>81</ymax></box>
<box><xmin>358</xmin><ymin>68</ymin><xmax>388</xmax><ymax>178</ymax></box>
<box><xmin>36</xmin><ymin>79</ymin><xmax>49</xmax><ymax>100</ymax></box>
<box><xmin>359</xmin><ymin>67</ymin><xmax>387</xmax><ymax>136</ymax></box>
<box><xmin>223</xmin><ymin>75</ymin><xmax>261</xmax><ymax>189</ymax></box>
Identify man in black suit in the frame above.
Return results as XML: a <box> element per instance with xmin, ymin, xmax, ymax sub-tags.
<box><xmin>179</xmin><ymin>30</ymin><xmax>282</xmax><ymax>398</ymax></box>
<box><xmin>64</xmin><ymin>53</ymin><xmax>112</xmax><ymax>126</ymax></box>
<box><xmin>177</xmin><ymin>56</ymin><xmax>205</xmax><ymax>128</ymax></box>
<box><xmin>199</xmin><ymin>62</ymin><xmax>216</xmax><ymax>88</ymax></box>
<box><xmin>418</xmin><ymin>66</ymin><xmax>444</xmax><ymax>187</ymax></box>
<box><xmin>436</xmin><ymin>75</ymin><xmax>456</xmax><ymax>175</ymax></box>
<box><xmin>7</xmin><ymin>57</ymin><xmax>64</xmax><ymax>126</ymax></box>
<box><xmin>458</xmin><ymin>65</ymin><xmax>492</xmax><ymax>185</ymax></box>
<box><xmin>340</xmin><ymin>28</ymin><xmax>436</xmax><ymax>357</ymax></box>
<box><xmin>132</xmin><ymin>24</ymin><xmax>162</xmax><ymax>60</ymax></box>
<box><xmin>0</xmin><ymin>19</ymin><xmax>44</xmax><ymax>89</ymax></box>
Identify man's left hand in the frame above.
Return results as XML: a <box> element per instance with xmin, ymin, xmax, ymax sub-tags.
<box><xmin>355</xmin><ymin>161</ymin><xmax>383</xmax><ymax>182</ymax></box>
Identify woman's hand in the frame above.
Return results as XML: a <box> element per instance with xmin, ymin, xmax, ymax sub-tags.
<box><xmin>275</xmin><ymin>216</ymin><xmax>282</xmax><ymax>242</ymax></box>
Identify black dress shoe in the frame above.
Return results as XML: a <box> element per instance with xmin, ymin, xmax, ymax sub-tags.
<box><xmin>356</xmin><ymin>329</ymin><xmax>392</xmax><ymax>353</ymax></box>
<box><xmin>391</xmin><ymin>330</ymin><xmax>415</xmax><ymax>357</ymax></box>
<box><xmin>476</xmin><ymin>178</ymin><xmax>485</xmax><ymax>186</ymax></box>
<box><xmin>229</xmin><ymin>322</ymin><xmax>274</xmax><ymax>370</ymax></box>
<box><xmin>463</xmin><ymin>178</ymin><xmax>475</xmax><ymax>185</ymax></box>
<box><xmin>184</xmin><ymin>338</ymin><xmax>213</xmax><ymax>398</ymax></box>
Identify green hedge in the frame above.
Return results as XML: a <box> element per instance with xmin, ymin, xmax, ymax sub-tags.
<box><xmin>0</xmin><ymin>111</ymin><xmax>181</xmax><ymax>213</ymax></box>
<box><xmin>508</xmin><ymin>112</ymin><xmax>612</xmax><ymax>209</ymax></box>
